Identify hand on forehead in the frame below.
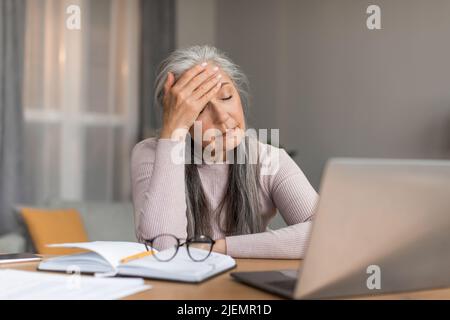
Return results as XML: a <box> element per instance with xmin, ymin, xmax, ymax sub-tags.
<box><xmin>192</xmin><ymin>63</ymin><xmax>232</xmax><ymax>96</ymax></box>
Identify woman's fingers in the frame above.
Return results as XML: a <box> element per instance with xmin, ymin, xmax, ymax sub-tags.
<box><xmin>184</xmin><ymin>65</ymin><xmax>219</xmax><ymax>93</ymax></box>
<box><xmin>163</xmin><ymin>63</ymin><xmax>222</xmax><ymax>125</ymax></box>
<box><xmin>197</xmin><ymin>79</ymin><xmax>222</xmax><ymax>108</ymax></box>
<box><xmin>163</xmin><ymin>72</ymin><xmax>175</xmax><ymax>96</ymax></box>
<box><xmin>192</xmin><ymin>73</ymin><xmax>222</xmax><ymax>100</ymax></box>
<box><xmin>172</xmin><ymin>63</ymin><xmax>207</xmax><ymax>90</ymax></box>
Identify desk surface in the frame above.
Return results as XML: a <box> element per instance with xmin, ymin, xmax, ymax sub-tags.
<box><xmin>2</xmin><ymin>257</ymin><xmax>450</xmax><ymax>299</ymax></box>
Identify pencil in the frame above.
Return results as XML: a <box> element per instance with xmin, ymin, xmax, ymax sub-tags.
<box><xmin>120</xmin><ymin>251</ymin><xmax>155</xmax><ymax>264</ymax></box>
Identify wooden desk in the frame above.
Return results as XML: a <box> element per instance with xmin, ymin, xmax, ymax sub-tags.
<box><xmin>0</xmin><ymin>257</ymin><xmax>300</xmax><ymax>300</ymax></box>
<box><xmin>3</xmin><ymin>258</ymin><xmax>450</xmax><ymax>299</ymax></box>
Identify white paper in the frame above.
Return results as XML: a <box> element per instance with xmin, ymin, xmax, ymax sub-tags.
<box><xmin>0</xmin><ymin>269</ymin><xmax>151</xmax><ymax>300</ymax></box>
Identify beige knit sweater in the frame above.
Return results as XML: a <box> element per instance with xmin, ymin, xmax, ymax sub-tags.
<box><xmin>131</xmin><ymin>137</ymin><xmax>318</xmax><ymax>259</ymax></box>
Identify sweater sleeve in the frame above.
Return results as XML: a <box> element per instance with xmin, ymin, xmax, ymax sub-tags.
<box><xmin>225</xmin><ymin>147</ymin><xmax>319</xmax><ymax>259</ymax></box>
<box><xmin>130</xmin><ymin>138</ymin><xmax>188</xmax><ymax>250</ymax></box>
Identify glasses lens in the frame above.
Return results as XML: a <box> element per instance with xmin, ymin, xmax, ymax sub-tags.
<box><xmin>151</xmin><ymin>234</ymin><xmax>179</xmax><ymax>261</ymax></box>
<box><xmin>187</xmin><ymin>235</ymin><xmax>213</xmax><ymax>261</ymax></box>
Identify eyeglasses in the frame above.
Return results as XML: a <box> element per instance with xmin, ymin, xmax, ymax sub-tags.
<box><xmin>143</xmin><ymin>234</ymin><xmax>216</xmax><ymax>262</ymax></box>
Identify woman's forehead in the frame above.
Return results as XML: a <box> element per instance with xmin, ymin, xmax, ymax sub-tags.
<box><xmin>216</xmin><ymin>69</ymin><xmax>234</xmax><ymax>88</ymax></box>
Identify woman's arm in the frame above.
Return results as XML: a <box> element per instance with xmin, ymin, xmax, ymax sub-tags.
<box><xmin>224</xmin><ymin>148</ymin><xmax>319</xmax><ymax>259</ymax></box>
<box><xmin>131</xmin><ymin>138</ymin><xmax>188</xmax><ymax>249</ymax></box>
<box><xmin>132</xmin><ymin>63</ymin><xmax>223</xmax><ymax>249</ymax></box>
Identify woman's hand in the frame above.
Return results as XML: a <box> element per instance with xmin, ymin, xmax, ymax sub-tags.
<box><xmin>160</xmin><ymin>63</ymin><xmax>222</xmax><ymax>140</ymax></box>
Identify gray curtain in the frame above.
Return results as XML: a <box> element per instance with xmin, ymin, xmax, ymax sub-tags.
<box><xmin>0</xmin><ymin>0</ymin><xmax>26</xmax><ymax>235</ymax></box>
<box><xmin>139</xmin><ymin>0</ymin><xmax>176</xmax><ymax>140</ymax></box>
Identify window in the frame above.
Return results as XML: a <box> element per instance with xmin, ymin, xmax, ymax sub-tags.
<box><xmin>23</xmin><ymin>0</ymin><xmax>139</xmax><ymax>204</ymax></box>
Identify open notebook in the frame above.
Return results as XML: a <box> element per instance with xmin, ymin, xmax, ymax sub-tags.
<box><xmin>38</xmin><ymin>241</ymin><xmax>236</xmax><ymax>283</ymax></box>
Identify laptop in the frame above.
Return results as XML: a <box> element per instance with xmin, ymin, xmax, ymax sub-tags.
<box><xmin>231</xmin><ymin>158</ymin><xmax>450</xmax><ymax>299</ymax></box>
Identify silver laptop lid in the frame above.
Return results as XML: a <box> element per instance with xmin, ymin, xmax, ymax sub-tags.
<box><xmin>295</xmin><ymin>158</ymin><xmax>450</xmax><ymax>299</ymax></box>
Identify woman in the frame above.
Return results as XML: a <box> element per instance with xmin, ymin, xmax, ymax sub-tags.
<box><xmin>131</xmin><ymin>45</ymin><xmax>318</xmax><ymax>259</ymax></box>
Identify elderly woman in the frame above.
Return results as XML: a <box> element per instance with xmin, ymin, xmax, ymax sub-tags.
<box><xmin>131</xmin><ymin>45</ymin><xmax>318</xmax><ymax>259</ymax></box>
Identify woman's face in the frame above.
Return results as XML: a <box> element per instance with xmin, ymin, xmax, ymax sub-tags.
<box><xmin>188</xmin><ymin>64</ymin><xmax>246</xmax><ymax>157</ymax></box>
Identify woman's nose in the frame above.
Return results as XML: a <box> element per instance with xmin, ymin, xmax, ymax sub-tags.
<box><xmin>210</xmin><ymin>103</ymin><xmax>230</xmax><ymax>125</ymax></box>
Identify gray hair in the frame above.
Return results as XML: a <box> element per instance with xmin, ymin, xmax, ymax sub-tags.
<box><xmin>154</xmin><ymin>45</ymin><xmax>250</xmax><ymax>116</ymax></box>
<box><xmin>153</xmin><ymin>45</ymin><xmax>264</xmax><ymax>239</ymax></box>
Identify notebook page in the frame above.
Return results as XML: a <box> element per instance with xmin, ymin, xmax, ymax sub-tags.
<box><xmin>39</xmin><ymin>252</ymin><xmax>114</xmax><ymax>274</ymax></box>
<box><xmin>47</xmin><ymin>241</ymin><xmax>149</xmax><ymax>269</ymax></box>
<box><xmin>0</xmin><ymin>270</ymin><xmax>151</xmax><ymax>300</ymax></box>
<box><xmin>120</xmin><ymin>247</ymin><xmax>236</xmax><ymax>281</ymax></box>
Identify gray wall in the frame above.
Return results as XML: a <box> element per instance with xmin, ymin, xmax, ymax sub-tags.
<box><xmin>217</xmin><ymin>0</ymin><xmax>450</xmax><ymax>189</ymax></box>
<box><xmin>176</xmin><ymin>0</ymin><xmax>217</xmax><ymax>48</ymax></box>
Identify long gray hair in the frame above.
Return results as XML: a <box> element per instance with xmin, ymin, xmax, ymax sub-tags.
<box><xmin>154</xmin><ymin>45</ymin><xmax>264</xmax><ymax>238</ymax></box>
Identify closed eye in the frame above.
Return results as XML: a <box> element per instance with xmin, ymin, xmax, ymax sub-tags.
<box><xmin>221</xmin><ymin>95</ymin><xmax>232</xmax><ymax>101</ymax></box>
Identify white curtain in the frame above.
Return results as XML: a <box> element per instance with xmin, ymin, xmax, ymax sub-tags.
<box><xmin>23</xmin><ymin>0</ymin><xmax>139</xmax><ymax>204</ymax></box>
